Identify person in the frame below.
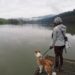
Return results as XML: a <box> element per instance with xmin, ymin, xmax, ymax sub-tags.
<box><xmin>50</xmin><ymin>17</ymin><xmax>67</xmax><ymax>71</ymax></box>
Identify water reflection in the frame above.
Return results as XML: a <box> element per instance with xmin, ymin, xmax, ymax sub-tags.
<box><xmin>0</xmin><ymin>25</ymin><xmax>75</xmax><ymax>59</ymax></box>
<box><xmin>0</xmin><ymin>24</ymin><xmax>75</xmax><ymax>75</ymax></box>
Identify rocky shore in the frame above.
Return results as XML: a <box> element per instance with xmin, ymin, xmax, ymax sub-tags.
<box><xmin>34</xmin><ymin>58</ymin><xmax>75</xmax><ymax>75</ymax></box>
<box><xmin>59</xmin><ymin>59</ymin><xmax>75</xmax><ymax>75</ymax></box>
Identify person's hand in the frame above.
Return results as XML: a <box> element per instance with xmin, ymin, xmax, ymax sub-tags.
<box><xmin>49</xmin><ymin>46</ymin><xmax>53</xmax><ymax>49</ymax></box>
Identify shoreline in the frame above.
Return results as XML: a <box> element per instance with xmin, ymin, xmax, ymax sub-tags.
<box><xmin>64</xmin><ymin>58</ymin><xmax>75</xmax><ymax>64</ymax></box>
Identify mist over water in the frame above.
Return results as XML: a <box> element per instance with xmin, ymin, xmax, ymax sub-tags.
<box><xmin>0</xmin><ymin>24</ymin><xmax>75</xmax><ymax>75</ymax></box>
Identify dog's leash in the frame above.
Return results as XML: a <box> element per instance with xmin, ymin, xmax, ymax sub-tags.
<box><xmin>43</xmin><ymin>48</ymin><xmax>51</xmax><ymax>56</ymax></box>
<box><xmin>43</xmin><ymin>48</ymin><xmax>57</xmax><ymax>75</ymax></box>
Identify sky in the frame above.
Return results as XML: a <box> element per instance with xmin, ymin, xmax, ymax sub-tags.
<box><xmin>0</xmin><ymin>0</ymin><xmax>75</xmax><ymax>18</ymax></box>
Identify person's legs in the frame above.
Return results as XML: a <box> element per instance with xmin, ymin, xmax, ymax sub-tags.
<box><xmin>59</xmin><ymin>49</ymin><xmax>63</xmax><ymax>67</ymax></box>
<box><xmin>54</xmin><ymin>46</ymin><xmax>64</xmax><ymax>70</ymax></box>
<box><xmin>54</xmin><ymin>46</ymin><xmax>60</xmax><ymax>69</ymax></box>
<box><xmin>59</xmin><ymin>46</ymin><xmax>65</xmax><ymax>70</ymax></box>
<box><xmin>55</xmin><ymin>54</ymin><xmax>59</xmax><ymax>68</ymax></box>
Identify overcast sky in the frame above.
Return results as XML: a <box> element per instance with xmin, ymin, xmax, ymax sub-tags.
<box><xmin>0</xmin><ymin>0</ymin><xmax>75</xmax><ymax>18</ymax></box>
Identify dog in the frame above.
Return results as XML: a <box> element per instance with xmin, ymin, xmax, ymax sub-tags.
<box><xmin>34</xmin><ymin>49</ymin><xmax>54</xmax><ymax>75</ymax></box>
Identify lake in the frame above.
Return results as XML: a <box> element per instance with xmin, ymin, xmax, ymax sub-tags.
<box><xmin>0</xmin><ymin>24</ymin><xmax>75</xmax><ymax>75</ymax></box>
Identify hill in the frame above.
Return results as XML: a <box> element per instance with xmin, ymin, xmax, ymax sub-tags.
<box><xmin>0</xmin><ymin>10</ymin><xmax>75</xmax><ymax>26</ymax></box>
<box><xmin>41</xmin><ymin>9</ymin><xmax>75</xmax><ymax>26</ymax></box>
<box><xmin>58</xmin><ymin>9</ymin><xmax>75</xmax><ymax>26</ymax></box>
<box><xmin>0</xmin><ymin>10</ymin><xmax>75</xmax><ymax>34</ymax></box>
<box><xmin>28</xmin><ymin>9</ymin><xmax>75</xmax><ymax>27</ymax></box>
<box><xmin>57</xmin><ymin>10</ymin><xmax>75</xmax><ymax>34</ymax></box>
<box><xmin>34</xmin><ymin>9</ymin><xmax>75</xmax><ymax>34</ymax></box>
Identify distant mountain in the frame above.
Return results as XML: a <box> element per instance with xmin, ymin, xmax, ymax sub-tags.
<box><xmin>0</xmin><ymin>9</ymin><xmax>75</xmax><ymax>27</ymax></box>
<box><xmin>30</xmin><ymin>9</ymin><xmax>75</xmax><ymax>34</ymax></box>
<box><xmin>32</xmin><ymin>15</ymin><xmax>53</xmax><ymax>20</ymax></box>
<box><xmin>55</xmin><ymin>9</ymin><xmax>75</xmax><ymax>34</ymax></box>
<box><xmin>57</xmin><ymin>9</ymin><xmax>75</xmax><ymax>26</ymax></box>
<box><xmin>25</xmin><ymin>15</ymin><xmax>55</xmax><ymax>26</ymax></box>
<box><xmin>32</xmin><ymin>9</ymin><xmax>75</xmax><ymax>26</ymax></box>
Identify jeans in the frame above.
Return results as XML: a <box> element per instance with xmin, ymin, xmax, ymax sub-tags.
<box><xmin>54</xmin><ymin>45</ymin><xmax>65</xmax><ymax>68</ymax></box>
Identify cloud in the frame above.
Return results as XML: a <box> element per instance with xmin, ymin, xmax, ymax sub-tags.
<box><xmin>0</xmin><ymin>0</ymin><xmax>75</xmax><ymax>18</ymax></box>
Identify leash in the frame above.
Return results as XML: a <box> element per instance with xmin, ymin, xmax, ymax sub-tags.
<box><xmin>43</xmin><ymin>48</ymin><xmax>51</xmax><ymax>56</ymax></box>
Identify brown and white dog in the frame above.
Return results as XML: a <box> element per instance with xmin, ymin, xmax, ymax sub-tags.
<box><xmin>34</xmin><ymin>49</ymin><xmax>54</xmax><ymax>75</ymax></box>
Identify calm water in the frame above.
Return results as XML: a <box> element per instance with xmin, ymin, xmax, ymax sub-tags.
<box><xmin>0</xmin><ymin>24</ymin><xmax>75</xmax><ymax>75</ymax></box>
